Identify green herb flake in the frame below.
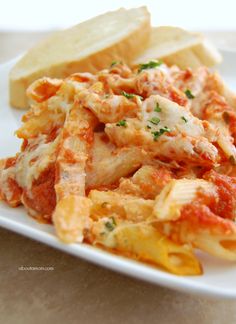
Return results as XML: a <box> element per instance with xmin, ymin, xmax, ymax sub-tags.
<box><xmin>110</xmin><ymin>61</ymin><xmax>122</xmax><ymax>67</ymax></box>
<box><xmin>121</xmin><ymin>91</ymin><xmax>135</xmax><ymax>99</ymax></box>
<box><xmin>154</xmin><ymin>103</ymin><xmax>162</xmax><ymax>112</ymax></box>
<box><xmin>116</xmin><ymin>120</ymin><xmax>127</xmax><ymax>127</ymax></box>
<box><xmin>185</xmin><ymin>89</ymin><xmax>195</xmax><ymax>99</ymax></box>
<box><xmin>223</xmin><ymin>111</ymin><xmax>231</xmax><ymax>124</ymax></box>
<box><xmin>138</xmin><ymin>60</ymin><xmax>163</xmax><ymax>73</ymax></box>
<box><xmin>110</xmin><ymin>61</ymin><xmax>118</xmax><ymax>67</ymax></box>
<box><xmin>181</xmin><ymin>116</ymin><xmax>188</xmax><ymax>123</ymax></box>
<box><xmin>152</xmin><ymin>126</ymin><xmax>171</xmax><ymax>141</ymax></box>
<box><xmin>104</xmin><ymin>94</ymin><xmax>110</xmax><ymax>98</ymax></box>
<box><xmin>148</xmin><ymin>117</ymin><xmax>160</xmax><ymax>125</ymax></box>
<box><xmin>121</xmin><ymin>91</ymin><xmax>143</xmax><ymax>100</ymax></box>
<box><xmin>146</xmin><ymin>125</ymin><xmax>152</xmax><ymax>129</ymax></box>
<box><xmin>105</xmin><ymin>217</ymin><xmax>117</xmax><ymax>232</ymax></box>
<box><xmin>229</xmin><ymin>155</ymin><xmax>236</xmax><ymax>165</ymax></box>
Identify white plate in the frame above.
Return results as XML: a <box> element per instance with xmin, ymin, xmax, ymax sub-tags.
<box><xmin>1</xmin><ymin>51</ymin><xmax>236</xmax><ymax>299</ymax></box>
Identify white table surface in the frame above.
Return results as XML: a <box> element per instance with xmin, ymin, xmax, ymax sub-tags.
<box><xmin>1</xmin><ymin>31</ymin><xmax>236</xmax><ymax>324</ymax></box>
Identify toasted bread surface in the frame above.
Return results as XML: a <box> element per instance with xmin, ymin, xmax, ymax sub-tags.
<box><xmin>134</xmin><ymin>26</ymin><xmax>222</xmax><ymax>69</ymax></box>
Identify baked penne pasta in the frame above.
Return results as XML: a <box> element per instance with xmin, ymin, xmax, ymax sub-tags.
<box><xmin>2</xmin><ymin>58</ymin><xmax>236</xmax><ymax>275</ymax></box>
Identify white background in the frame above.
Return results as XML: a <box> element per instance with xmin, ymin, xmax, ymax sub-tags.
<box><xmin>0</xmin><ymin>0</ymin><xmax>236</xmax><ymax>31</ymax></box>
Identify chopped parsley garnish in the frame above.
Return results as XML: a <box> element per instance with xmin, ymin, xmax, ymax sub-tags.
<box><xmin>181</xmin><ymin>116</ymin><xmax>188</xmax><ymax>123</ymax></box>
<box><xmin>116</xmin><ymin>120</ymin><xmax>127</xmax><ymax>127</ymax></box>
<box><xmin>138</xmin><ymin>60</ymin><xmax>163</xmax><ymax>73</ymax></box>
<box><xmin>121</xmin><ymin>91</ymin><xmax>143</xmax><ymax>100</ymax></box>
<box><xmin>185</xmin><ymin>89</ymin><xmax>195</xmax><ymax>99</ymax></box>
<box><xmin>223</xmin><ymin>111</ymin><xmax>230</xmax><ymax>124</ymax></box>
<box><xmin>104</xmin><ymin>94</ymin><xmax>110</xmax><ymax>98</ymax></box>
<box><xmin>110</xmin><ymin>61</ymin><xmax>122</xmax><ymax>67</ymax></box>
<box><xmin>111</xmin><ymin>61</ymin><xmax>117</xmax><ymax>67</ymax></box>
<box><xmin>229</xmin><ymin>155</ymin><xmax>236</xmax><ymax>165</ymax></box>
<box><xmin>147</xmin><ymin>125</ymin><xmax>152</xmax><ymax>129</ymax></box>
<box><xmin>154</xmin><ymin>103</ymin><xmax>162</xmax><ymax>112</ymax></box>
<box><xmin>121</xmin><ymin>91</ymin><xmax>135</xmax><ymax>99</ymax></box>
<box><xmin>152</xmin><ymin>126</ymin><xmax>171</xmax><ymax>141</ymax></box>
<box><xmin>148</xmin><ymin>117</ymin><xmax>160</xmax><ymax>125</ymax></box>
<box><xmin>105</xmin><ymin>217</ymin><xmax>117</xmax><ymax>232</ymax></box>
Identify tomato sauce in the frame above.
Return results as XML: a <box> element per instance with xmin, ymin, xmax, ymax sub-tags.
<box><xmin>180</xmin><ymin>202</ymin><xmax>234</xmax><ymax>234</ymax></box>
<box><xmin>22</xmin><ymin>165</ymin><xmax>56</xmax><ymax>222</ymax></box>
<box><xmin>203</xmin><ymin>170</ymin><xmax>236</xmax><ymax>220</ymax></box>
<box><xmin>168</xmin><ymin>88</ymin><xmax>188</xmax><ymax>107</ymax></box>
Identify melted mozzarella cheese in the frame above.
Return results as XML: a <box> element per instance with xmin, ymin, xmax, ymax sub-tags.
<box><xmin>15</xmin><ymin>135</ymin><xmax>58</xmax><ymax>189</ymax></box>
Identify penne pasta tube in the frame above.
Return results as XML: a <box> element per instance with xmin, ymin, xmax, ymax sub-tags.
<box><xmin>54</xmin><ymin>102</ymin><xmax>97</xmax><ymax>200</ymax></box>
<box><xmin>86</xmin><ymin>133</ymin><xmax>145</xmax><ymax>190</ymax></box>
<box><xmin>153</xmin><ymin>179</ymin><xmax>215</xmax><ymax>221</ymax></box>
<box><xmin>89</xmin><ymin>190</ymin><xmax>154</xmax><ymax>223</ymax></box>
<box><xmin>53</xmin><ymin>195</ymin><xmax>91</xmax><ymax>243</ymax></box>
<box><xmin>92</xmin><ymin>222</ymin><xmax>202</xmax><ymax>275</ymax></box>
<box><xmin>53</xmin><ymin>102</ymin><xmax>97</xmax><ymax>241</ymax></box>
<box><xmin>153</xmin><ymin>203</ymin><xmax>236</xmax><ymax>261</ymax></box>
<box><xmin>118</xmin><ymin>164</ymin><xmax>173</xmax><ymax>199</ymax></box>
<box><xmin>78</xmin><ymin>82</ymin><xmax>139</xmax><ymax>124</ymax></box>
<box><xmin>16</xmin><ymin>109</ymin><xmax>65</xmax><ymax>139</ymax></box>
<box><xmin>26</xmin><ymin>77</ymin><xmax>63</xmax><ymax>103</ymax></box>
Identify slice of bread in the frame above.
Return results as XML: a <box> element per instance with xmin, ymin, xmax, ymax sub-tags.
<box><xmin>133</xmin><ymin>26</ymin><xmax>222</xmax><ymax>69</ymax></box>
<box><xmin>10</xmin><ymin>7</ymin><xmax>150</xmax><ymax>109</ymax></box>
